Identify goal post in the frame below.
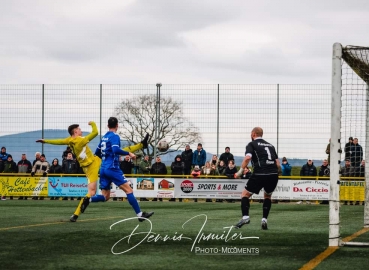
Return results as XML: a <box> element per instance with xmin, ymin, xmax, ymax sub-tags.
<box><xmin>330</xmin><ymin>43</ymin><xmax>369</xmax><ymax>247</ymax></box>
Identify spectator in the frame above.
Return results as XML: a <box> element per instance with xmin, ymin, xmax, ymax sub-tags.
<box><xmin>139</xmin><ymin>155</ymin><xmax>151</xmax><ymax>174</ymax></box>
<box><xmin>325</xmin><ymin>139</ymin><xmax>331</xmax><ymax>165</ymax></box>
<box><xmin>225</xmin><ymin>160</ymin><xmax>238</xmax><ymax>179</ymax></box>
<box><xmin>281</xmin><ymin>157</ymin><xmax>292</xmax><ymax>176</ymax></box>
<box><xmin>119</xmin><ymin>155</ymin><xmax>134</xmax><ymax>175</ymax></box>
<box><xmin>61</xmin><ymin>153</ymin><xmax>79</xmax><ymax>200</ymax></box>
<box><xmin>17</xmin><ymin>154</ymin><xmax>32</xmax><ymax>174</ymax></box>
<box><xmin>319</xmin><ymin>159</ymin><xmax>330</xmax><ymax>177</ymax></box>
<box><xmin>191</xmin><ymin>165</ymin><xmax>201</xmax><ymax>178</ymax></box>
<box><xmin>191</xmin><ymin>165</ymin><xmax>201</xmax><ymax>203</ymax></box>
<box><xmin>151</xmin><ymin>156</ymin><xmax>166</xmax><ymax>201</ymax></box>
<box><xmin>2</xmin><ymin>155</ymin><xmax>17</xmax><ymax>200</ymax></box>
<box><xmin>150</xmin><ymin>156</ymin><xmax>167</xmax><ymax>175</ymax></box>
<box><xmin>138</xmin><ymin>155</ymin><xmax>151</xmax><ymax>202</ymax></box>
<box><xmin>171</xmin><ymin>155</ymin><xmax>184</xmax><ymax>175</ymax></box>
<box><xmin>350</xmin><ymin>138</ymin><xmax>363</xmax><ymax>169</ymax></box>
<box><xmin>356</xmin><ymin>160</ymin><xmax>365</xmax><ymax>178</ymax></box>
<box><xmin>62</xmin><ymin>146</ymin><xmax>76</xmax><ymax>160</ymax></box>
<box><xmin>297</xmin><ymin>158</ymin><xmax>317</xmax><ymax>204</ymax></box>
<box><xmin>170</xmin><ymin>155</ymin><xmax>184</xmax><ymax>202</ymax></box>
<box><xmin>3</xmin><ymin>155</ymin><xmax>17</xmax><ymax>173</ymax></box>
<box><xmin>62</xmin><ymin>153</ymin><xmax>79</xmax><ymax>174</ymax></box>
<box><xmin>341</xmin><ymin>159</ymin><xmax>356</xmax><ymax>205</ymax></box>
<box><xmin>31</xmin><ymin>154</ymin><xmax>50</xmax><ymax>200</ymax></box>
<box><xmin>225</xmin><ymin>160</ymin><xmax>237</xmax><ymax>203</ymax></box>
<box><xmin>341</xmin><ymin>159</ymin><xmax>355</xmax><ymax>178</ymax></box>
<box><xmin>300</xmin><ymin>158</ymin><xmax>317</xmax><ymax>178</ymax></box>
<box><xmin>181</xmin><ymin>144</ymin><xmax>193</xmax><ymax>175</ymax></box>
<box><xmin>210</xmin><ymin>155</ymin><xmax>219</xmax><ymax>167</ymax></box>
<box><xmin>133</xmin><ymin>148</ymin><xmax>144</xmax><ymax>174</ymax></box>
<box><xmin>219</xmin><ymin>146</ymin><xmax>234</xmax><ymax>165</ymax></box>
<box><xmin>241</xmin><ymin>167</ymin><xmax>252</xmax><ymax>179</ymax></box>
<box><xmin>49</xmin><ymin>158</ymin><xmax>62</xmax><ymax>200</ymax></box>
<box><xmin>201</xmin><ymin>161</ymin><xmax>218</xmax><ymax>176</ymax></box>
<box><xmin>318</xmin><ymin>159</ymin><xmax>330</xmax><ymax>205</ymax></box>
<box><xmin>192</xmin><ymin>143</ymin><xmax>206</xmax><ymax>169</ymax></box>
<box><xmin>344</xmin><ymin>137</ymin><xmax>354</xmax><ymax>162</ymax></box>
<box><xmin>0</xmin><ymin>146</ymin><xmax>9</xmax><ymax>162</ymax></box>
<box><xmin>33</xmin><ymin>152</ymin><xmax>41</xmax><ymax>166</ymax></box>
<box><xmin>17</xmin><ymin>154</ymin><xmax>32</xmax><ymax>200</ymax></box>
<box><xmin>201</xmin><ymin>161</ymin><xmax>218</xmax><ymax>203</ymax></box>
<box><xmin>50</xmin><ymin>158</ymin><xmax>62</xmax><ymax>174</ymax></box>
<box><xmin>217</xmin><ymin>160</ymin><xmax>227</xmax><ymax>175</ymax></box>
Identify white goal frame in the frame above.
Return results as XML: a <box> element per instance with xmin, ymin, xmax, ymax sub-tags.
<box><xmin>330</xmin><ymin>43</ymin><xmax>369</xmax><ymax>247</ymax></box>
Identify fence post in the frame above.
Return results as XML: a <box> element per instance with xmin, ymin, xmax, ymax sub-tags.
<box><xmin>217</xmin><ymin>84</ymin><xmax>220</xmax><ymax>156</ymax></box>
<box><xmin>42</xmin><ymin>84</ymin><xmax>45</xmax><ymax>154</ymax></box>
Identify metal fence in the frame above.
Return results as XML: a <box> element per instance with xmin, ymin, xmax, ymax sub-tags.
<box><xmin>0</xmin><ymin>84</ymin><xmax>332</xmax><ymax>165</ymax></box>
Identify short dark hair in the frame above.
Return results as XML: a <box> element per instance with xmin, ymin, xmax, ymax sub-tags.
<box><xmin>108</xmin><ymin>117</ymin><xmax>118</xmax><ymax>128</ymax></box>
<box><xmin>68</xmin><ymin>124</ymin><xmax>79</xmax><ymax>136</ymax></box>
<box><xmin>198</xmin><ymin>143</ymin><xmax>202</xmax><ymax>146</ymax></box>
<box><xmin>41</xmin><ymin>154</ymin><xmax>46</xmax><ymax>158</ymax></box>
<box><xmin>225</xmin><ymin>146</ymin><xmax>230</xmax><ymax>150</ymax></box>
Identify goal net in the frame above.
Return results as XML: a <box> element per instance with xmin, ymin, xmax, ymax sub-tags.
<box><xmin>330</xmin><ymin>43</ymin><xmax>369</xmax><ymax>246</ymax></box>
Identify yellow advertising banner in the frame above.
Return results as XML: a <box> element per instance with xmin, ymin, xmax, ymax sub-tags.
<box><xmin>0</xmin><ymin>176</ymin><xmax>48</xmax><ymax>197</ymax></box>
<box><xmin>340</xmin><ymin>181</ymin><xmax>365</xmax><ymax>201</ymax></box>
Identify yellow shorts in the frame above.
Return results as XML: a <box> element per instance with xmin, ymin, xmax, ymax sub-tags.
<box><xmin>83</xmin><ymin>156</ymin><xmax>101</xmax><ymax>184</ymax></box>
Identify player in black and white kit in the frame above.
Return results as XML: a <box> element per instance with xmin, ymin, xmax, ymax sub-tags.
<box><xmin>234</xmin><ymin>127</ymin><xmax>280</xmax><ymax>230</ymax></box>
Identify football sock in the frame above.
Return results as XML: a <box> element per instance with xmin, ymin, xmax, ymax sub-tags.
<box><xmin>123</xmin><ymin>143</ymin><xmax>143</xmax><ymax>153</ymax></box>
<box><xmin>90</xmin><ymin>195</ymin><xmax>106</xmax><ymax>202</ymax></box>
<box><xmin>263</xmin><ymin>198</ymin><xmax>272</xmax><ymax>219</ymax></box>
<box><xmin>73</xmin><ymin>198</ymin><xmax>84</xmax><ymax>216</ymax></box>
<box><xmin>127</xmin><ymin>193</ymin><xmax>141</xmax><ymax>214</ymax></box>
<box><xmin>241</xmin><ymin>197</ymin><xmax>250</xmax><ymax>216</ymax></box>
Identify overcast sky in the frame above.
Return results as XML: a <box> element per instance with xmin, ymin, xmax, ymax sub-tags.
<box><xmin>1</xmin><ymin>0</ymin><xmax>368</xmax><ymax>84</ymax></box>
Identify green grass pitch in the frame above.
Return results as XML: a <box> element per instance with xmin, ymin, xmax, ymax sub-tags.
<box><xmin>0</xmin><ymin>200</ymin><xmax>368</xmax><ymax>270</ymax></box>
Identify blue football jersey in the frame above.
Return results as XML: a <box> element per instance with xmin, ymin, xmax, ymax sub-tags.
<box><xmin>98</xmin><ymin>131</ymin><xmax>121</xmax><ymax>169</ymax></box>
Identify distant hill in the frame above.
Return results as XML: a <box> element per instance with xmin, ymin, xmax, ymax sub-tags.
<box><xmin>0</xmin><ymin>130</ymin><xmax>318</xmax><ymax>166</ymax></box>
<box><xmin>0</xmin><ymin>130</ymin><xmax>100</xmax><ymax>162</ymax></box>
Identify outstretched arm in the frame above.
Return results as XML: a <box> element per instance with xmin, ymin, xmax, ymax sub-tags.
<box><xmin>36</xmin><ymin>138</ymin><xmax>69</xmax><ymax>145</ymax></box>
<box><xmin>85</xmin><ymin>121</ymin><xmax>98</xmax><ymax>142</ymax></box>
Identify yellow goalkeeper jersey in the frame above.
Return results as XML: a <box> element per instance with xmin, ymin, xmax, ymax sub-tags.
<box><xmin>44</xmin><ymin>122</ymin><xmax>98</xmax><ymax>168</ymax></box>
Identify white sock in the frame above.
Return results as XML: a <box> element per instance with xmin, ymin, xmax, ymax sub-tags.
<box><xmin>243</xmin><ymin>215</ymin><xmax>249</xmax><ymax>220</ymax></box>
<box><xmin>262</xmin><ymin>218</ymin><xmax>267</xmax><ymax>222</ymax></box>
<box><xmin>137</xmin><ymin>212</ymin><xmax>143</xmax><ymax>217</ymax></box>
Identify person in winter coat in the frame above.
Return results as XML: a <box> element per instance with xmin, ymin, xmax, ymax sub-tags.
<box><xmin>217</xmin><ymin>160</ymin><xmax>227</xmax><ymax>175</ymax></box>
<box><xmin>219</xmin><ymin>147</ymin><xmax>234</xmax><ymax>166</ymax></box>
<box><xmin>181</xmin><ymin>144</ymin><xmax>193</xmax><ymax>175</ymax></box>
<box><xmin>49</xmin><ymin>158</ymin><xmax>63</xmax><ymax>174</ymax></box>
<box><xmin>281</xmin><ymin>157</ymin><xmax>292</xmax><ymax>176</ymax></box>
<box><xmin>297</xmin><ymin>158</ymin><xmax>317</xmax><ymax>205</ymax></box>
<box><xmin>192</xmin><ymin>143</ymin><xmax>207</xmax><ymax>168</ymax></box>
<box><xmin>170</xmin><ymin>155</ymin><xmax>184</xmax><ymax>202</ymax></box>
<box><xmin>171</xmin><ymin>155</ymin><xmax>184</xmax><ymax>175</ymax></box>
<box><xmin>300</xmin><ymin>158</ymin><xmax>317</xmax><ymax>178</ymax></box>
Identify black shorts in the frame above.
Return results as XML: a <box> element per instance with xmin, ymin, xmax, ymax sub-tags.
<box><xmin>245</xmin><ymin>174</ymin><xmax>278</xmax><ymax>195</ymax></box>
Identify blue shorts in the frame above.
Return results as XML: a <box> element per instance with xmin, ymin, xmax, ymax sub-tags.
<box><xmin>99</xmin><ymin>167</ymin><xmax>127</xmax><ymax>190</ymax></box>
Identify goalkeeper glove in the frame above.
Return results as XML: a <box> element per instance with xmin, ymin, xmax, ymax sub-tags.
<box><xmin>31</xmin><ymin>172</ymin><xmax>35</xmax><ymax>177</ymax></box>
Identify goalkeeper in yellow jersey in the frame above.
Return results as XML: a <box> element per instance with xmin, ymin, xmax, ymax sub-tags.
<box><xmin>36</xmin><ymin>121</ymin><xmax>149</xmax><ymax>222</ymax></box>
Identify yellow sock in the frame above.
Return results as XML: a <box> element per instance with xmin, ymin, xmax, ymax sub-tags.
<box><xmin>73</xmin><ymin>193</ymin><xmax>90</xmax><ymax>216</ymax></box>
<box><xmin>123</xmin><ymin>143</ymin><xmax>143</xmax><ymax>153</ymax></box>
<box><xmin>73</xmin><ymin>199</ymin><xmax>84</xmax><ymax>216</ymax></box>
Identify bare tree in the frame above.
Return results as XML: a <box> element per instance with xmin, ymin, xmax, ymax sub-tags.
<box><xmin>114</xmin><ymin>94</ymin><xmax>201</xmax><ymax>157</ymax></box>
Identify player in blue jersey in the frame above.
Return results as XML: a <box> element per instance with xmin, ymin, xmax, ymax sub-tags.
<box><xmin>91</xmin><ymin>117</ymin><xmax>154</xmax><ymax>222</ymax></box>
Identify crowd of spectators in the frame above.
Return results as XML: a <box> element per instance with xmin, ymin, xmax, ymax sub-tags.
<box><xmin>1</xmin><ymin>138</ymin><xmax>366</xmax><ymax>204</ymax></box>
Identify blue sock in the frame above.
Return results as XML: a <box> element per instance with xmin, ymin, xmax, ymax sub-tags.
<box><xmin>127</xmin><ymin>193</ymin><xmax>141</xmax><ymax>214</ymax></box>
<box><xmin>90</xmin><ymin>195</ymin><xmax>105</xmax><ymax>202</ymax></box>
